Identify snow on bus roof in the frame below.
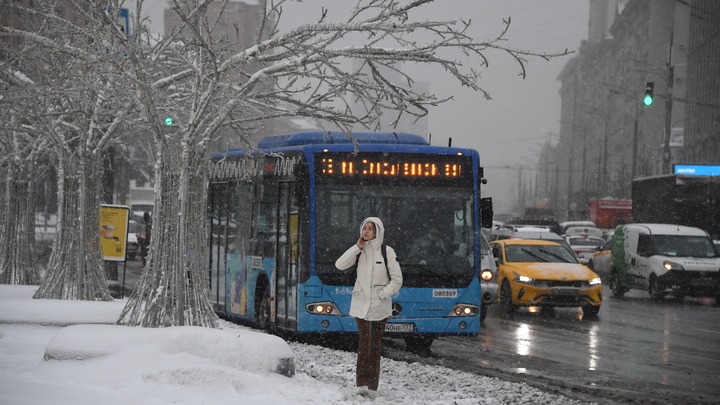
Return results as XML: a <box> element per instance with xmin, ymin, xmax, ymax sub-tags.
<box><xmin>257</xmin><ymin>131</ymin><xmax>429</xmax><ymax>149</ymax></box>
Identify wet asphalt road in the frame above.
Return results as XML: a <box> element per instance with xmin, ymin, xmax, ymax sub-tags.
<box><xmin>414</xmin><ymin>285</ymin><xmax>720</xmax><ymax>404</ymax></box>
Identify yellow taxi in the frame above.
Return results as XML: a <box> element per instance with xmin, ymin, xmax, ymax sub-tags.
<box><xmin>490</xmin><ymin>239</ymin><xmax>602</xmax><ymax>317</ymax></box>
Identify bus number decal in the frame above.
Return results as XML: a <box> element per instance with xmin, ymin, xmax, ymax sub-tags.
<box><xmin>433</xmin><ymin>289</ymin><xmax>457</xmax><ymax>298</ymax></box>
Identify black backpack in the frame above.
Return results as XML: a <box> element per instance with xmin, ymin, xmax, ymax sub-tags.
<box><xmin>351</xmin><ymin>244</ymin><xmax>391</xmax><ymax>279</ymax></box>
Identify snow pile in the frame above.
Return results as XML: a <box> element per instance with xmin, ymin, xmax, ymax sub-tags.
<box><xmin>0</xmin><ymin>297</ymin><xmax>125</xmax><ymax>325</ymax></box>
<box><xmin>43</xmin><ymin>324</ymin><xmax>295</xmax><ymax>376</ymax></box>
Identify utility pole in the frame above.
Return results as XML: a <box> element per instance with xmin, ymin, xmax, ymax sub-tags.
<box><xmin>662</xmin><ymin>33</ymin><xmax>674</xmax><ymax>175</ymax></box>
<box><xmin>632</xmin><ymin>117</ymin><xmax>639</xmax><ymax>183</ymax></box>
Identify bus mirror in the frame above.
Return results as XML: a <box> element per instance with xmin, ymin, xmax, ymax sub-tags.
<box><xmin>294</xmin><ymin>163</ymin><xmax>309</xmax><ymax>206</ymax></box>
<box><xmin>480</xmin><ymin>197</ymin><xmax>493</xmax><ymax>229</ymax></box>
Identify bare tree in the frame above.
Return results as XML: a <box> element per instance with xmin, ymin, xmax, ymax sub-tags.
<box><xmin>0</xmin><ymin>0</ymin><xmax>135</xmax><ymax>300</ymax></box>
<box><xmin>116</xmin><ymin>0</ymin><xmax>571</xmax><ymax>328</ymax></box>
<box><xmin>2</xmin><ymin>0</ymin><xmax>570</xmax><ymax>324</ymax></box>
<box><xmin>0</xmin><ymin>111</ymin><xmax>43</xmax><ymax>285</ymax></box>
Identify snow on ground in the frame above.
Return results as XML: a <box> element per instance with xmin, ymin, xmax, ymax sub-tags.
<box><xmin>0</xmin><ymin>285</ymin><xmax>596</xmax><ymax>404</ymax></box>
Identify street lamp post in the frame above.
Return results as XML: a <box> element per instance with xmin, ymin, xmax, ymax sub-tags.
<box><xmin>632</xmin><ymin>117</ymin><xmax>639</xmax><ymax>183</ymax></box>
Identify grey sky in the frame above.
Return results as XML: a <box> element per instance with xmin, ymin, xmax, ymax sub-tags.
<box><xmin>138</xmin><ymin>0</ymin><xmax>589</xmax><ymax>214</ymax></box>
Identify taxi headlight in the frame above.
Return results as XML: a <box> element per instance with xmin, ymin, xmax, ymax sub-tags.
<box><xmin>514</xmin><ymin>273</ymin><xmax>536</xmax><ymax>285</ymax></box>
<box><xmin>589</xmin><ymin>277</ymin><xmax>602</xmax><ymax>286</ymax></box>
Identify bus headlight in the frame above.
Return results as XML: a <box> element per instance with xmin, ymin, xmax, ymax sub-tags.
<box><xmin>481</xmin><ymin>269</ymin><xmax>494</xmax><ymax>282</ymax></box>
<box><xmin>306</xmin><ymin>302</ymin><xmax>343</xmax><ymax>316</ymax></box>
<box><xmin>447</xmin><ymin>304</ymin><xmax>479</xmax><ymax>317</ymax></box>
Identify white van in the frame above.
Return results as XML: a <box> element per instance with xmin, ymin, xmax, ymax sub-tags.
<box><xmin>609</xmin><ymin>223</ymin><xmax>720</xmax><ymax>303</ymax></box>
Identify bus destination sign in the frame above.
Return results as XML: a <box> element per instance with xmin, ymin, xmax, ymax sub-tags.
<box><xmin>317</xmin><ymin>154</ymin><xmax>469</xmax><ymax>179</ymax></box>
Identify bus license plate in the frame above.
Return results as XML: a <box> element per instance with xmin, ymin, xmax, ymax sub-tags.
<box><xmin>552</xmin><ymin>288</ymin><xmax>579</xmax><ymax>296</ymax></box>
<box><xmin>385</xmin><ymin>323</ymin><xmax>414</xmax><ymax>333</ymax></box>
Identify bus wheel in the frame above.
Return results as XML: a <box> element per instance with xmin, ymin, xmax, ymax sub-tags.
<box><xmin>256</xmin><ymin>284</ymin><xmax>271</xmax><ymax>332</ymax></box>
<box><xmin>609</xmin><ymin>270</ymin><xmax>625</xmax><ymax>298</ymax></box>
<box><xmin>405</xmin><ymin>335</ymin><xmax>434</xmax><ymax>354</ymax></box>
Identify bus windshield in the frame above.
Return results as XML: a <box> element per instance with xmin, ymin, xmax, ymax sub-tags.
<box><xmin>315</xmin><ymin>184</ymin><xmax>475</xmax><ymax>288</ymax></box>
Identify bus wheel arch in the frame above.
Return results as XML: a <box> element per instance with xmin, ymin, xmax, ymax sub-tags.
<box><xmin>255</xmin><ymin>274</ymin><xmax>272</xmax><ymax>332</ymax></box>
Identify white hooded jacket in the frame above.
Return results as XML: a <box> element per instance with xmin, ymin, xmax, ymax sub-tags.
<box><xmin>335</xmin><ymin>217</ymin><xmax>403</xmax><ymax>321</ymax></box>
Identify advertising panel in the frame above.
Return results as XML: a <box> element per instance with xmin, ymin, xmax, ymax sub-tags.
<box><xmin>99</xmin><ymin>205</ymin><xmax>130</xmax><ymax>261</ymax></box>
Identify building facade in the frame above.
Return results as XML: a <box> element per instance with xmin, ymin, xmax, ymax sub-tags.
<box><xmin>549</xmin><ymin>0</ymin><xmax>720</xmax><ymax>222</ymax></box>
<box><xmin>683</xmin><ymin>1</ymin><xmax>720</xmax><ymax>164</ymax></box>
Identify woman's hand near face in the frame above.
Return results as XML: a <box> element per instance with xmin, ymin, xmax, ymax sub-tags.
<box><xmin>357</xmin><ymin>236</ymin><xmax>365</xmax><ymax>249</ymax></box>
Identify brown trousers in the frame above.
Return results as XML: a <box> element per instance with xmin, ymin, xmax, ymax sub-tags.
<box><xmin>355</xmin><ymin>318</ymin><xmax>387</xmax><ymax>390</ymax></box>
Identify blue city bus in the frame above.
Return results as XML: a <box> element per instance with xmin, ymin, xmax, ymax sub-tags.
<box><xmin>207</xmin><ymin>131</ymin><xmax>491</xmax><ymax>351</ymax></box>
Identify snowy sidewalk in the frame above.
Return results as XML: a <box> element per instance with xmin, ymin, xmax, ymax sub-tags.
<box><xmin>0</xmin><ymin>285</ymin><xmax>596</xmax><ymax>404</ymax></box>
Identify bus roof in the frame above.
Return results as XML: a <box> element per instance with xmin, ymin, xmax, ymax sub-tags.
<box><xmin>257</xmin><ymin>131</ymin><xmax>429</xmax><ymax>149</ymax></box>
<box><xmin>210</xmin><ymin>131</ymin><xmax>479</xmax><ymax>159</ymax></box>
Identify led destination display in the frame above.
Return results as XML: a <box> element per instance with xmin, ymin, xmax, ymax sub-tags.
<box><xmin>317</xmin><ymin>153</ymin><xmax>470</xmax><ymax>181</ymax></box>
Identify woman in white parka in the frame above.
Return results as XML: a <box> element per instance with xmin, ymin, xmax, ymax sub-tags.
<box><xmin>335</xmin><ymin>217</ymin><xmax>402</xmax><ymax>393</ymax></box>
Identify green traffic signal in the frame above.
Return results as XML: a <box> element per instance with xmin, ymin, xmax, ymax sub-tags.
<box><xmin>643</xmin><ymin>82</ymin><xmax>654</xmax><ymax>106</ymax></box>
<box><xmin>164</xmin><ymin>117</ymin><xmax>173</xmax><ymax>125</ymax></box>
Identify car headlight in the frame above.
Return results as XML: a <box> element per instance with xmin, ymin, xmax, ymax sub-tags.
<box><xmin>481</xmin><ymin>269</ymin><xmax>494</xmax><ymax>282</ymax></box>
<box><xmin>514</xmin><ymin>272</ymin><xmax>536</xmax><ymax>285</ymax></box>
<box><xmin>305</xmin><ymin>302</ymin><xmax>343</xmax><ymax>316</ymax></box>
<box><xmin>588</xmin><ymin>277</ymin><xmax>602</xmax><ymax>286</ymax></box>
<box><xmin>663</xmin><ymin>260</ymin><xmax>684</xmax><ymax>271</ymax></box>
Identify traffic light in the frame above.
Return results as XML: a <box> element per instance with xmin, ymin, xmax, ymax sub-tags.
<box><xmin>164</xmin><ymin>117</ymin><xmax>173</xmax><ymax>125</ymax></box>
<box><xmin>643</xmin><ymin>82</ymin><xmax>654</xmax><ymax>106</ymax></box>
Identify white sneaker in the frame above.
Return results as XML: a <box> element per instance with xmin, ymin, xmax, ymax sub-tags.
<box><xmin>357</xmin><ymin>386</ymin><xmax>370</xmax><ymax>396</ymax></box>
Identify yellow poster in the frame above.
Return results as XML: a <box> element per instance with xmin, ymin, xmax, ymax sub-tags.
<box><xmin>99</xmin><ymin>205</ymin><xmax>130</xmax><ymax>261</ymax></box>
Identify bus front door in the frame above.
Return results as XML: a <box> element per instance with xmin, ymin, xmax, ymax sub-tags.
<box><xmin>275</xmin><ymin>182</ymin><xmax>299</xmax><ymax>329</ymax></box>
<box><xmin>209</xmin><ymin>183</ymin><xmax>229</xmax><ymax>312</ymax></box>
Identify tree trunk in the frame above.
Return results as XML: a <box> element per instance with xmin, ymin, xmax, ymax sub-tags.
<box><xmin>118</xmin><ymin>136</ymin><xmax>219</xmax><ymax>328</ymax></box>
<box><xmin>34</xmin><ymin>154</ymin><xmax>113</xmax><ymax>300</ymax></box>
<box><xmin>0</xmin><ymin>166</ymin><xmax>41</xmax><ymax>285</ymax></box>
